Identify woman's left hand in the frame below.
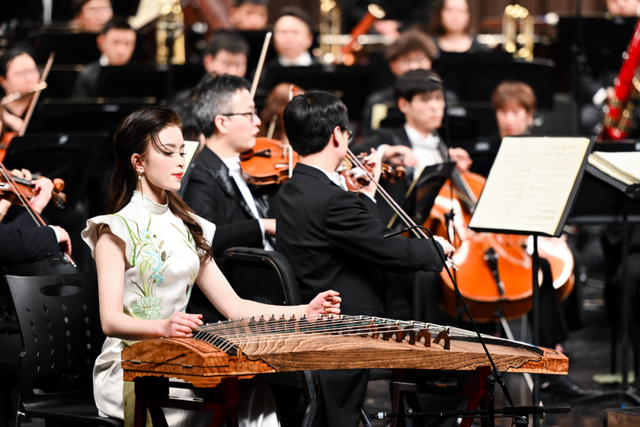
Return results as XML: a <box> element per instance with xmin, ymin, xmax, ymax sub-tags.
<box><xmin>306</xmin><ymin>290</ymin><xmax>341</xmax><ymax>317</ymax></box>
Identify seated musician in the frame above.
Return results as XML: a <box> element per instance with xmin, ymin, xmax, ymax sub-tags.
<box><xmin>277</xmin><ymin>90</ymin><xmax>454</xmax><ymax>427</ymax></box>
<box><xmin>202</xmin><ymin>32</ymin><xmax>250</xmax><ymax>78</ymax></box>
<box><xmin>0</xmin><ymin>48</ymin><xmax>41</xmax><ymax>136</ymax></box>
<box><xmin>80</xmin><ymin>106</ymin><xmax>340</xmax><ymax>425</ymax></box>
<box><xmin>426</xmin><ymin>0</ymin><xmax>491</xmax><ymax>53</ymax></box>
<box><xmin>70</xmin><ymin>16</ymin><xmax>136</xmax><ymax>98</ymax></box>
<box><xmin>230</xmin><ymin>0</ymin><xmax>269</xmax><ymax>31</ymax></box>
<box><xmin>359</xmin><ymin>68</ymin><xmax>471</xmax><ymax>225</ymax></box>
<box><xmin>270</xmin><ymin>7</ymin><xmax>319</xmax><ymax>67</ymax></box>
<box><xmin>184</xmin><ymin>74</ymin><xmax>276</xmax><ymax>258</ymax></box>
<box><xmin>257</xmin><ymin>82</ymin><xmax>305</xmax><ymax>141</ymax></box>
<box><xmin>360</xmin><ymin>30</ymin><xmax>459</xmax><ymax>136</ymax></box>
<box><xmin>0</xmin><ymin>168</ymin><xmax>72</xmax><ymax>395</ymax></box>
<box><xmin>70</xmin><ymin>0</ymin><xmax>113</xmax><ymax>33</ymax></box>
<box><xmin>607</xmin><ymin>0</ymin><xmax>640</xmax><ymax>16</ymax></box>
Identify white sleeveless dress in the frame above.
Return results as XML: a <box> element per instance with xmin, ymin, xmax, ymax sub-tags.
<box><xmin>82</xmin><ymin>191</ymin><xmax>279</xmax><ymax>426</ymax></box>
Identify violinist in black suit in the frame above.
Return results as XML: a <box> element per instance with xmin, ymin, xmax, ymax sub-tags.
<box><xmin>183</xmin><ymin>74</ymin><xmax>277</xmax><ymax>318</ymax></box>
<box><xmin>277</xmin><ymin>91</ymin><xmax>454</xmax><ymax>427</ymax></box>
<box><xmin>1</xmin><ymin>168</ymin><xmax>72</xmax><ymax>393</ymax></box>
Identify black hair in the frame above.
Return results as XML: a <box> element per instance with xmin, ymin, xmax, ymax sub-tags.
<box><xmin>394</xmin><ymin>69</ymin><xmax>443</xmax><ymax>103</ymax></box>
<box><xmin>236</xmin><ymin>0</ymin><xmax>269</xmax><ymax>6</ymax></box>
<box><xmin>276</xmin><ymin>6</ymin><xmax>313</xmax><ymax>34</ymax></box>
<box><xmin>0</xmin><ymin>48</ymin><xmax>35</xmax><ymax>78</ymax></box>
<box><xmin>107</xmin><ymin>106</ymin><xmax>212</xmax><ymax>261</ymax></box>
<box><xmin>283</xmin><ymin>91</ymin><xmax>348</xmax><ymax>156</ymax></box>
<box><xmin>204</xmin><ymin>33</ymin><xmax>250</xmax><ymax>58</ymax></box>
<box><xmin>100</xmin><ymin>16</ymin><xmax>133</xmax><ymax>36</ymax></box>
<box><xmin>192</xmin><ymin>73</ymin><xmax>252</xmax><ymax>138</ymax></box>
<box><xmin>72</xmin><ymin>0</ymin><xmax>111</xmax><ymax>16</ymax></box>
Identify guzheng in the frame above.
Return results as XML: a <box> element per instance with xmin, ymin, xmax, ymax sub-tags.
<box><xmin>122</xmin><ymin>314</ymin><xmax>568</xmax><ymax>387</ymax></box>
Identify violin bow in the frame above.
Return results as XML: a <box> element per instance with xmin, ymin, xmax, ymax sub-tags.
<box><xmin>0</xmin><ymin>160</ymin><xmax>75</xmax><ymax>267</ymax></box>
<box><xmin>19</xmin><ymin>52</ymin><xmax>54</xmax><ymax>137</ymax></box>
<box><xmin>250</xmin><ymin>32</ymin><xmax>272</xmax><ymax>98</ymax></box>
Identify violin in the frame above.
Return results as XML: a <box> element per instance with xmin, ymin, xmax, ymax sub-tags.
<box><xmin>0</xmin><ymin>173</ymin><xmax>67</xmax><ymax>209</ymax></box>
<box><xmin>336</xmin><ymin>152</ymin><xmax>406</xmax><ymax>192</ymax></box>
<box><xmin>0</xmin><ymin>161</ymin><xmax>74</xmax><ymax>266</ymax></box>
<box><xmin>425</xmin><ymin>169</ymin><xmax>575</xmax><ymax>322</ymax></box>
<box><xmin>240</xmin><ymin>137</ymin><xmax>299</xmax><ymax>186</ymax></box>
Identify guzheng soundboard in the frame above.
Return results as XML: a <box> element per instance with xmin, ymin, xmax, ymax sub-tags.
<box><xmin>121</xmin><ymin>315</ymin><xmax>568</xmax><ymax>387</ymax></box>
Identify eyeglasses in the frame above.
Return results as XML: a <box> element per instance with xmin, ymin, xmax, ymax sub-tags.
<box><xmin>220</xmin><ymin>108</ymin><xmax>258</xmax><ymax>120</ymax></box>
<box><xmin>342</xmin><ymin>128</ymin><xmax>353</xmax><ymax>142</ymax></box>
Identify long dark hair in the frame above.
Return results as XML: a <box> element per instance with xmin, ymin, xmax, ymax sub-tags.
<box><xmin>107</xmin><ymin>106</ymin><xmax>213</xmax><ymax>261</ymax></box>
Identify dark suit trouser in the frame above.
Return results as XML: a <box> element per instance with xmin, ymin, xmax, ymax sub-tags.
<box><xmin>314</xmin><ymin>370</ymin><xmax>369</xmax><ymax>427</ymax></box>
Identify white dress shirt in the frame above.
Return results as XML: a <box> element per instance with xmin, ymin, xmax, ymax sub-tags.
<box><xmin>278</xmin><ymin>52</ymin><xmax>313</xmax><ymax>67</ymax></box>
<box><xmin>222</xmin><ymin>157</ymin><xmax>274</xmax><ymax>251</ymax></box>
<box><xmin>403</xmin><ymin>124</ymin><xmax>443</xmax><ymax>168</ymax></box>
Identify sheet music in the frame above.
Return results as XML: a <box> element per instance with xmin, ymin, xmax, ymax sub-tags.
<box><xmin>469</xmin><ymin>137</ymin><xmax>591</xmax><ymax>236</ymax></box>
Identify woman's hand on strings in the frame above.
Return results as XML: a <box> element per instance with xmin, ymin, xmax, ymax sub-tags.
<box><xmin>306</xmin><ymin>290</ymin><xmax>341</xmax><ymax>318</ymax></box>
<box><xmin>162</xmin><ymin>312</ymin><xmax>204</xmax><ymax>338</ymax></box>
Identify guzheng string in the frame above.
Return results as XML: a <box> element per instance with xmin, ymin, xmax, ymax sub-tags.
<box><xmin>194</xmin><ymin>315</ymin><xmax>543</xmax><ymax>355</ymax></box>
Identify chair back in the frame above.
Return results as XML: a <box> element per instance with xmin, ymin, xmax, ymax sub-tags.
<box><xmin>220</xmin><ymin>247</ymin><xmax>302</xmax><ymax>307</ymax></box>
<box><xmin>5</xmin><ymin>271</ymin><xmax>106</xmax><ymax>395</ymax></box>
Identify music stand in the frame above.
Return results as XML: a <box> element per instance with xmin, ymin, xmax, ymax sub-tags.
<box><xmin>468</xmin><ymin>136</ymin><xmax>593</xmax><ymax>427</ymax></box>
<box><xmin>566</xmin><ymin>151</ymin><xmax>640</xmax><ymax>407</ymax></box>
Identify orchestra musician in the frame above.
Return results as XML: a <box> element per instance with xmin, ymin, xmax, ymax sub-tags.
<box><xmin>270</xmin><ymin>7</ymin><xmax>319</xmax><ymax>67</ymax></box>
<box><xmin>0</xmin><ymin>49</ymin><xmax>41</xmax><ymax>136</ymax></box>
<box><xmin>230</xmin><ymin>0</ymin><xmax>269</xmax><ymax>31</ymax></box>
<box><xmin>426</xmin><ymin>0</ymin><xmax>490</xmax><ymax>53</ymax></box>
<box><xmin>359</xmin><ymin>69</ymin><xmax>471</xmax><ymax>225</ymax></box>
<box><xmin>80</xmin><ymin>105</ymin><xmax>340</xmax><ymax>425</ymax></box>
<box><xmin>202</xmin><ymin>33</ymin><xmax>250</xmax><ymax>79</ymax></box>
<box><xmin>361</xmin><ymin>29</ymin><xmax>446</xmax><ymax>135</ymax></box>
<box><xmin>277</xmin><ymin>90</ymin><xmax>454</xmax><ymax>427</ymax></box>
<box><xmin>70</xmin><ymin>0</ymin><xmax>113</xmax><ymax>33</ymax></box>
<box><xmin>0</xmin><ymin>168</ymin><xmax>73</xmax><ymax>399</ymax></box>
<box><xmin>70</xmin><ymin>17</ymin><xmax>137</xmax><ymax>98</ymax></box>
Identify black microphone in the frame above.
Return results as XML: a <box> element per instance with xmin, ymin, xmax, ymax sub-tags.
<box><xmin>356</xmin><ymin>404</ymin><xmax>374</xmax><ymax>427</ymax></box>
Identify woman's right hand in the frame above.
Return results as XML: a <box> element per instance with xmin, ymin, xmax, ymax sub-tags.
<box><xmin>162</xmin><ymin>312</ymin><xmax>204</xmax><ymax>337</ymax></box>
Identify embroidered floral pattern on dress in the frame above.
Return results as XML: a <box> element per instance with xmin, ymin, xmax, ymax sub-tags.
<box><xmin>111</xmin><ymin>212</ymin><xmax>196</xmax><ymax>320</ymax></box>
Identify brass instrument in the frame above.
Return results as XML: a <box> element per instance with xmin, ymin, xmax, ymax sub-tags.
<box><xmin>503</xmin><ymin>4</ymin><xmax>533</xmax><ymax>62</ymax></box>
<box><xmin>156</xmin><ymin>0</ymin><xmax>186</xmax><ymax>65</ymax></box>
<box><xmin>317</xmin><ymin>0</ymin><xmax>342</xmax><ymax>65</ymax></box>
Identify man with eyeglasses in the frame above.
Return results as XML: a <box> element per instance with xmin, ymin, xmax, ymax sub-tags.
<box><xmin>184</xmin><ymin>74</ymin><xmax>276</xmax><ymax>265</ymax></box>
<box><xmin>277</xmin><ymin>90</ymin><xmax>454</xmax><ymax>427</ymax></box>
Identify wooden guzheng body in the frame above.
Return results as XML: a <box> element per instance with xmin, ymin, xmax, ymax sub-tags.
<box><xmin>122</xmin><ymin>315</ymin><xmax>568</xmax><ymax>387</ymax></box>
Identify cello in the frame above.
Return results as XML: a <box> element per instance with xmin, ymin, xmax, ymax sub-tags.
<box><xmin>424</xmin><ymin>168</ymin><xmax>575</xmax><ymax>322</ymax></box>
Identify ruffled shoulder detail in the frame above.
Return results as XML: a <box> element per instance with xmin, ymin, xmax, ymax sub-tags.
<box><xmin>81</xmin><ymin>214</ymin><xmax>139</xmax><ymax>267</ymax></box>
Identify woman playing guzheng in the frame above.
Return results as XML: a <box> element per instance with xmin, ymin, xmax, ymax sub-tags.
<box><xmin>81</xmin><ymin>106</ymin><xmax>341</xmax><ymax>426</ymax></box>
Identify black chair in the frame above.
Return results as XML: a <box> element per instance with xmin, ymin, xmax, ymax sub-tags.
<box><xmin>220</xmin><ymin>247</ymin><xmax>316</xmax><ymax>427</ymax></box>
<box><xmin>5</xmin><ymin>271</ymin><xmax>123</xmax><ymax>427</ymax></box>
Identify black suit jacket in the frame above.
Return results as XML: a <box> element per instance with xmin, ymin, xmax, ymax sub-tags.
<box><xmin>0</xmin><ymin>211</ymin><xmax>60</xmax><ymax>267</ymax></box>
<box><xmin>276</xmin><ymin>163</ymin><xmax>444</xmax><ymax>316</ymax></box>
<box><xmin>357</xmin><ymin>126</ymin><xmax>449</xmax><ymax>225</ymax></box>
<box><xmin>183</xmin><ymin>146</ymin><xmax>275</xmax><ymax>258</ymax></box>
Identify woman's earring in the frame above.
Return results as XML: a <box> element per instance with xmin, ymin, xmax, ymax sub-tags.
<box><xmin>138</xmin><ymin>170</ymin><xmax>144</xmax><ymax>194</ymax></box>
